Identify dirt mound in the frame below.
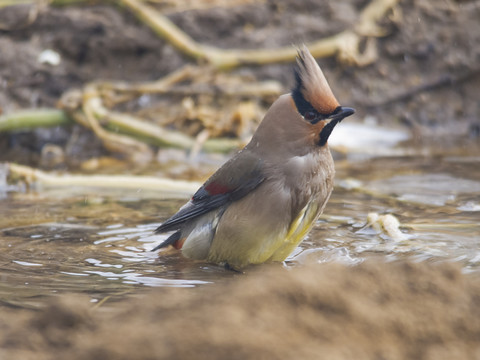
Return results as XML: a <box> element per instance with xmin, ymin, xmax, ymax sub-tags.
<box><xmin>2</xmin><ymin>261</ymin><xmax>480</xmax><ymax>360</ymax></box>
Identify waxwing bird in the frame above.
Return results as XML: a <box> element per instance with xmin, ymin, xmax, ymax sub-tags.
<box><xmin>153</xmin><ymin>45</ymin><xmax>355</xmax><ymax>270</ymax></box>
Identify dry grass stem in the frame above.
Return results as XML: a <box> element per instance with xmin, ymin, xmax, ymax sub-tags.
<box><xmin>8</xmin><ymin>163</ymin><xmax>201</xmax><ymax>194</ymax></box>
<box><xmin>119</xmin><ymin>0</ymin><xmax>400</xmax><ymax>68</ymax></box>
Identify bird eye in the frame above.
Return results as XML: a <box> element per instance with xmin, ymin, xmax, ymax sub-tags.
<box><xmin>304</xmin><ymin>111</ymin><xmax>316</xmax><ymax>121</ymax></box>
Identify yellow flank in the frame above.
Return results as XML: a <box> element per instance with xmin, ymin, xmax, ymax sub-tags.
<box><xmin>207</xmin><ymin>201</ymin><xmax>321</xmax><ymax>269</ymax></box>
<box><xmin>268</xmin><ymin>202</ymin><xmax>319</xmax><ymax>262</ymax></box>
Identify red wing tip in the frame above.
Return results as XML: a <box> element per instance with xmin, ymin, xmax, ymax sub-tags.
<box><xmin>204</xmin><ymin>182</ymin><xmax>231</xmax><ymax>196</ymax></box>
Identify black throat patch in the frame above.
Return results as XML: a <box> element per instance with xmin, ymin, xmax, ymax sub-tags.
<box><xmin>318</xmin><ymin>106</ymin><xmax>343</xmax><ymax>146</ymax></box>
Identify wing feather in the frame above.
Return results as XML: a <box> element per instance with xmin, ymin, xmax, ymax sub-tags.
<box><xmin>155</xmin><ymin>151</ymin><xmax>264</xmax><ymax>234</ymax></box>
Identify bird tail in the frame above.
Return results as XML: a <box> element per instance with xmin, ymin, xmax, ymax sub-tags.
<box><xmin>151</xmin><ymin>231</ymin><xmax>182</xmax><ymax>251</ymax></box>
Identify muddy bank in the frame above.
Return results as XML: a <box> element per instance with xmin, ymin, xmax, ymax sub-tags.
<box><xmin>1</xmin><ymin>261</ymin><xmax>480</xmax><ymax>360</ymax></box>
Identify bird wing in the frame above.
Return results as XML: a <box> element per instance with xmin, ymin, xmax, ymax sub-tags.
<box><xmin>155</xmin><ymin>151</ymin><xmax>265</xmax><ymax>234</ymax></box>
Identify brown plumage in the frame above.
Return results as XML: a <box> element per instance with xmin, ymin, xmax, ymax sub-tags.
<box><xmin>153</xmin><ymin>45</ymin><xmax>355</xmax><ymax>269</ymax></box>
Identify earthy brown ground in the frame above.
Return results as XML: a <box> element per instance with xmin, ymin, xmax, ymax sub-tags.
<box><xmin>1</xmin><ymin>261</ymin><xmax>480</xmax><ymax>360</ymax></box>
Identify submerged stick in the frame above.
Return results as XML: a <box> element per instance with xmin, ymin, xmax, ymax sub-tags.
<box><xmin>8</xmin><ymin>163</ymin><xmax>201</xmax><ymax>194</ymax></box>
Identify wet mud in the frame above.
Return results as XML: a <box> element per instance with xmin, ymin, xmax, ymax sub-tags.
<box><xmin>2</xmin><ymin>261</ymin><xmax>480</xmax><ymax>360</ymax></box>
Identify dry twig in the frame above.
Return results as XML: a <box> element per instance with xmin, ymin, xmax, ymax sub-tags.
<box><xmin>118</xmin><ymin>0</ymin><xmax>400</xmax><ymax>68</ymax></box>
<box><xmin>8</xmin><ymin>162</ymin><xmax>201</xmax><ymax>194</ymax></box>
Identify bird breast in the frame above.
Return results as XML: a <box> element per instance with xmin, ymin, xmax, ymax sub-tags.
<box><xmin>279</xmin><ymin>148</ymin><xmax>334</xmax><ymax>194</ymax></box>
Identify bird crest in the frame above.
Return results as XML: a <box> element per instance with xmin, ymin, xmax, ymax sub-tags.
<box><xmin>292</xmin><ymin>45</ymin><xmax>340</xmax><ymax>116</ymax></box>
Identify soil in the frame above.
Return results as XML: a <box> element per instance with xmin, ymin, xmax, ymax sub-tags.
<box><xmin>2</xmin><ymin>261</ymin><xmax>480</xmax><ymax>360</ymax></box>
<box><xmin>0</xmin><ymin>0</ymin><xmax>479</xmax><ymax>166</ymax></box>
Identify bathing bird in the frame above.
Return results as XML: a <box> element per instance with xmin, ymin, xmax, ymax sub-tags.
<box><xmin>153</xmin><ymin>45</ymin><xmax>355</xmax><ymax>270</ymax></box>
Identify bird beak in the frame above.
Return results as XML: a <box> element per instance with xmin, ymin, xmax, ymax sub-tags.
<box><xmin>318</xmin><ymin>106</ymin><xmax>355</xmax><ymax>146</ymax></box>
<box><xmin>328</xmin><ymin>106</ymin><xmax>355</xmax><ymax>123</ymax></box>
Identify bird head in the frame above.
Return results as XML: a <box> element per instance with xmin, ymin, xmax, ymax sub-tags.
<box><xmin>291</xmin><ymin>45</ymin><xmax>355</xmax><ymax>146</ymax></box>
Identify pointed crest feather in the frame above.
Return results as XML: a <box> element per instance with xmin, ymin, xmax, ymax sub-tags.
<box><xmin>295</xmin><ymin>45</ymin><xmax>339</xmax><ymax>114</ymax></box>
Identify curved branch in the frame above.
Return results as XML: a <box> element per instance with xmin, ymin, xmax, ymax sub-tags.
<box><xmin>119</xmin><ymin>0</ymin><xmax>400</xmax><ymax>68</ymax></box>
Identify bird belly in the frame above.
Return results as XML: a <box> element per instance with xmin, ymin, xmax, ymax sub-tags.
<box><xmin>205</xmin><ymin>152</ymin><xmax>333</xmax><ymax>269</ymax></box>
<box><xmin>181</xmin><ymin>211</ymin><xmax>221</xmax><ymax>260</ymax></box>
<box><xmin>206</xmin><ymin>199</ymin><xmax>320</xmax><ymax>268</ymax></box>
<box><xmin>206</xmin><ymin>184</ymin><xmax>292</xmax><ymax>269</ymax></box>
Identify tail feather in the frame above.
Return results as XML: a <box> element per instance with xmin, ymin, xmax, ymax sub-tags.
<box><xmin>151</xmin><ymin>231</ymin><xmax>182</xmax><ymax>251</ymax></box>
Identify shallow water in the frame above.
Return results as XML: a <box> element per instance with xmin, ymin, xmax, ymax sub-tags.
<box><xmin>1</xmin><ymin>127</ymin><xmax>480</xmax><ymax>308</ymax></box>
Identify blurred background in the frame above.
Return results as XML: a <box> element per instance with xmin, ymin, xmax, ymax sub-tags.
<box><xmin>0</xmin><ymin>0</ymin><xmax>479</xmax><ymax>173</ymax></box>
